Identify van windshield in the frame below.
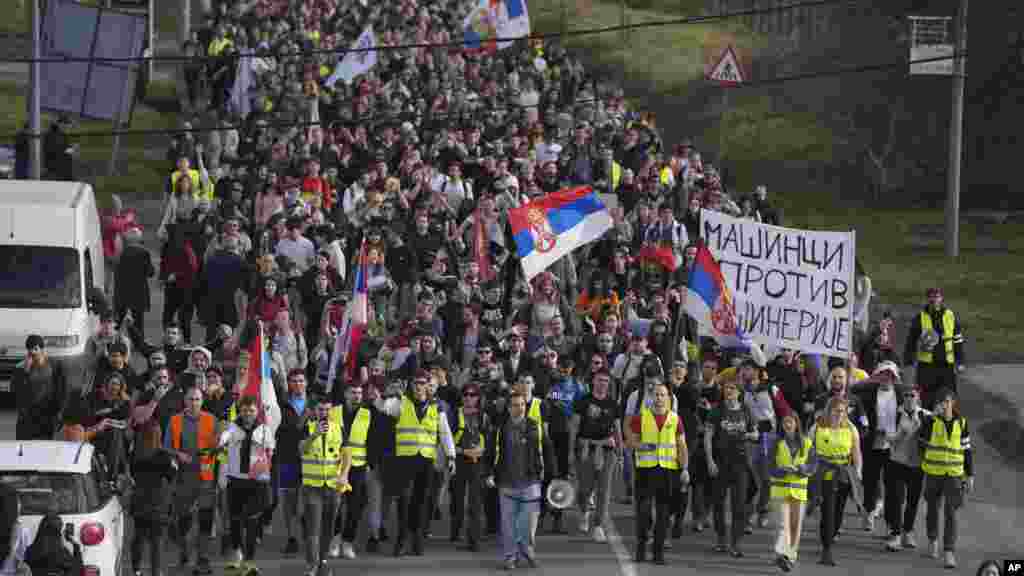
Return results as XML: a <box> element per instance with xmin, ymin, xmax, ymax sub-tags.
<box><xmin>0</xmin><ymin>246</ymin><xmax>81</xmax><ymax>308</ymax></box>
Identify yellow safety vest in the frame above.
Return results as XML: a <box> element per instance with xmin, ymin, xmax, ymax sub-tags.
<box><xmin>918</xmin><ymin>309</ymin><xmax>956</xmax><ymax>365</ymax></box>
<box><xmin>635</xmin><ymin>408</ymin><xmax>680</xmax><ymax>470</ymax></box>
<box><xmin>395</xmin><ymin>396</ymin><xmax>438</xmax><ymax>460</ymax></box>
<box><xmin>336</xmin><ymin>406</ymin><xmax>371</xmax><ymax>468</ymax></box>
<box><xmin>454</xmin><ymin>409</ymin><xmax>485</xmax><ymax>450</ymax></box>
<box><xmin>208</xmin><ymin>37</ymin><xmax>233</xmax><ymax>57</ymax></box>
<box><xmin>301</xmin><ymin>411</ymin><xmax>344</xmax><ymax>488</ymax></box>
<box><xmin>611</xmin><ymin>162</ymin><xmax>622</xmax><ymax>190</ymax></box>
<box><xmin>171</xmin><ymin>169</ymin><xmax>200</xmax><ymax>195</ymax></box>
<box><xmin>769</xmin><ymin>436</ymin><xmax>812</xmax><ymax>501</ymax></box>
<box><xmin>528</xmin><ymin>397</ymin><xmax>543</xmax><ymax>443</ymax></box>
<box><xmin>921</xmin><ymin>417</ymin><xmax>965</xmax><ymax>477</ymax></box>
<box><xmin>814</xmin><ymin>425</ymin><xmax>852</xmax><ymax>481</ymax></box>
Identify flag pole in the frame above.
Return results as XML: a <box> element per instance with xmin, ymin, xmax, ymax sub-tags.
<box><xmin>848</xmin><ymin>229</ymin><xmax>858</xmax><ymax>369</ymax></box>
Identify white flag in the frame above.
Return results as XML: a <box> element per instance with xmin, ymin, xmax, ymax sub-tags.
<box><xmin>325</xmin><ymin>26</ymin><xmax>378</xmax><ymax>88</ymax></box>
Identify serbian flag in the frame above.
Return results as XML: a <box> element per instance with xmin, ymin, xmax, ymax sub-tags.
<box><xmin>242</xmin><ymin>321</ymin><xmax>282</xmax><ymax>435</ymax></box>
<box><xmin>509</xmin><ymin>186</ymin><xmax>613</xmax><ymax>282</ymax></box>
<box><xmin>328</xmin><ymin>240</ymin><xmax>368</xmax><ymax>386</ymax></box>
<box><xmin>685</xmin><ymin>243</ymin><xmax>762</xmax><ymax>359</ymax></box>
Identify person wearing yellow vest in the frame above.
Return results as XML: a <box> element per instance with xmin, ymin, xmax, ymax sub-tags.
<box><xmin>904</xmin><ymin>287</ymin><xmax>965</xmax><ymax>410</ymax></box>
<box><xmin>769</xmin><ymin>412</ymin><xmax>817</xmax><ymax>573</ymax></box>
<box><xmin>164</xmin><ymin>386</ymin><xmax>218</xmax><ymax>575</ymax></box>
<box><xmin>918</xmin><ymin>387</ymin><xmax>973</xmax><ymax>569</ymax></box>
<box><xmin>299</xmin><ymin>396</ymin><xmax>348</xmax><ymax>576</ymax></box>
<box><xmin>328</xmin><ymin>383</ymin><xmax>373</xmax><ymax>560</ymax></box>
<box><xmin>372</xmin><ymin>369</ymin><xmax>455</xmax><ymax>557</ymax></box>
<box><xmin>809</xmin><ymin>395</ymin><xmax>862</xmax><ymax>567</ymax></box>
<box><xmin>218</xmin><ymin>394</ymin><xmax>275</xmax><ymax>576</ymax></box>
<box><xmin>449</xmin><ymin>382</ymin><xmax>489</xmax><ymax>551</ymax></box>
<box><xmin>624</xmin><ymin>381</ymin><xmax>688</xmax><ymax>565</ymax></box>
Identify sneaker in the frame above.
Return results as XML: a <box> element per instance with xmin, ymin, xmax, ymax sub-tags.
<box><xmin>591</xmin><ymin>526</ymin><xmax>607</xmax><ymax>543</ymax></box>
<box><xmin>283</xmin><ymin>537</ymin><xmax>300</xmax><ymax>556</ymax></box>
<box><xmin>744</xmin><ymin>520</ymin><xmax>754</xmax><ymax>535</ymax></box>
<box><xmin>693</xmin><ymin>520</ymin><xmax>705</xmax><ymax>533</ymax></box>
<box><xmin>328</xmin><ymin>535</ymin><xmax>342</xmax><ymax>558</ymax></box>
<box><xmin>502</xmin><ymin>559</ymin><xmax>516</xmax><ymax>571</ymax></box>
<box><xmin>901</xmin><ymin>532</ymin><xmax>917</xmax><ymax>549</ymax></box>
<box><xmin>365</xmin><ymin>537</ymin><xmax>379</xmax><ymax>553</ymax></box>
<box><xmin>342</xmin><ymin>541</ymin><xmax>357</xmax><ymax>560</ymax></box>
<box><xmin>244</xmin><ymin>564</ymin><xmax>262</xmax><ymax>576</ymax></box>
<box><xmin>578</xmin><ymin>511</ymin><xmax>591</xmax><ymax>534</ymax></box>
<box><xmin>226</xmin><ymin>549</ymin><xmax>243</xmax><ymax>571</ymax></box>
<box><xmin>943</xmin><ymin>550</ymin><xmax>957</xmax><ymax>569</ymax></box>
<box><xmin>757</xmin><ymin>513</ymin><xmax>769</xmax><ymax>529</ymax></box>
<box><xmin>885</xmin><ymin>535</ymin><xmax>901</xmax><ymax>552</ymax></box>
<box><xmin>927</xmin><ymin>540</ymin><xmax>940</xmax><ymax>559</ymax></box>
<box><xmin>863</xmin><ymin>514</ymin><xmax>875</xmax><ymax>532</ymax></box>
<box><xmin>304</xmin><ymin>565</ymin><xmax>318</xmax><ymax>576</ymax></box>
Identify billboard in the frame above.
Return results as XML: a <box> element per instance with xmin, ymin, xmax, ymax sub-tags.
<box><xmin>40</xmin><ymin>0</ymin><xmax>147</xmax><ymax>122</ymax></box>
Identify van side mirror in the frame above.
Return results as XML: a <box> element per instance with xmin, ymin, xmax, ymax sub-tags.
<box><xmin>86</xmin><ymin>286</ymin><xmax>108</xmax><ymax>315</ymax></box>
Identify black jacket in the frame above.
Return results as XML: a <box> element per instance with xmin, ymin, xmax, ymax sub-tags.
<box><xmin>14</xmin><ymin>361</ymin><xmax>69</xmax><ymax>440</ymax></box>
<box><xmin>486</xmin><ymin>416</ymin><xmax>544</xmax><ymax>486</ymax></box>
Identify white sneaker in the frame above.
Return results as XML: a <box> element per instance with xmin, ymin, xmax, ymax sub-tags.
<box><xmin>342</xmin><ymin>541</ymin><xmax>357</xmax><ymax>560</ymax></box>
<box><xmin>901</xmin><ymin>532</ymin><xmax>917</xmax><ymax>549</ymax></box>
<box><xmin>227</xmin><ymin>549</ymin><xmax>243</xmax><ymax>570</ymax></box>
<box><xmin>328</xmin><ymin>535</ymin><xmax>342</xmax><ymax>558</ymax></box>
<box><xmin>578</xmin><ymin>511</ymin><xmax>591</xmax><ymax>534</ymax></box>
<box><xmin>885</xmin><ymin>535</ymin><xmax>900</xmax><ymax>551</ymax></box>
<box><xmin>927</xmin><ymin>540</ymin><xmax>940</xmax><ymax>559</ymax></box>
<box><xmin>863</xmin><ymin>514</ymin><xmax>875</xmax><ymax>532</ymax></box>
<box><xmin>591</xmin><ymin>526</ymin><xmax>607</xmax><ymax>543</ymax></box>
<box><xmin>943</xmin><ymin>550</ymin><xmax>957</xmax><ymax>568</ymax></box>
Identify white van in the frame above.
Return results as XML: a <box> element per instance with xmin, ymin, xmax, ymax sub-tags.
<box><xmin>0</xmin><ymin>181</ymin><xmax>106</xmax><ymax>396</ymax></box>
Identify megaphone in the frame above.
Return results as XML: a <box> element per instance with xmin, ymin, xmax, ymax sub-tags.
<box><xmin>546</xmin><ymin>479</ymin><xmax>576</xmax><ymax>510</ymax></box>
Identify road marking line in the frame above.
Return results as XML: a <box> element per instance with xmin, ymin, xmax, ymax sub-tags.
<box><xmin>603</xmin><ymin>516</ymin><xmax>637</xmax><ymax>576</ymax></box>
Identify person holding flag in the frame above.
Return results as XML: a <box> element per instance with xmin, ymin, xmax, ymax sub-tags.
<box><xmin>328</xmin><ymin>239</ymin><xmax>369</xmax><ymax>390</ymax></box>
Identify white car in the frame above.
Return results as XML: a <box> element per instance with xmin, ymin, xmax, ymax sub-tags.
<box><xmin>0</xmin><ymin>441</ymin><xmax>128</xmax><ymax>576</ymax></box>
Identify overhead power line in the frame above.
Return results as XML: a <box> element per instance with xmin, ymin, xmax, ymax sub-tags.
<box><xmin>1</xmin><ymin>0</ymin><xmax>856</xmax><ymax>65</ymax></box>
<box><xmin>0</xmin><ymin>52</ymin><xmax>965</xmax><ymax>141</ymax></box>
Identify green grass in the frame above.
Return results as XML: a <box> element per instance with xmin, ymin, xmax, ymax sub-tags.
<box><xmin>0</xmin><ymin>80</ymin><xmax>176</xmax><ymax>209</ymax></box>
<box><xmin>2</xmin><ymin>0</ymin><xmax>27</xmax><ymax>35</ymax></box>
<box><xmin>776</xmin><ymin>187</ymin><xmax>1024</xmax><ymax>361</ymax></box>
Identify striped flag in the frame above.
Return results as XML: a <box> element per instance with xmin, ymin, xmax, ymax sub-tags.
<box><xmin>328</xmin><ymin>240</ymin><xmax>369</xmax><ymax>387</ymax></box>
<box><xmin>242</xmin><ymin>321</ymin><xmax>282</xmax><ymax>436</ymax></box>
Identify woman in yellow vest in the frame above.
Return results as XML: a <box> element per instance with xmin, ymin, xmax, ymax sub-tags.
<box><xmin>770</xmin><ymin>411</ymin><xmax>817</xmax><ymax>573</ymax></box>
<box><xmin>918</xmin><ymin>387</ymin><xmax>973</xmax><ymax>569</ymax></box>
<box><xmin>329</xmin><ymin>383</ymin><xmax>372</xmax><ymax>560</ymax></box>
<box><xmin>625</xmin><ymin>381</ymin><xmax>688</xmax><ymax>565</ymax></box>
<box><xmin>809</xmin><ymin>395</ymin><xmax>862</xmax><ymax>567</ymax></box>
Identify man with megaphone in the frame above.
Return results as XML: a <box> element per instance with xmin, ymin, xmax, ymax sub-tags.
<box><xmin>624</xmin><ymin>381</ymin><xmax>689</xmax><ymax>565</ymax></box>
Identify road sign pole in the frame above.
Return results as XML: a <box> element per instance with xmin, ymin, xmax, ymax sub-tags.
<box><xmin>28</xmin><ymin>0</ymin><xmax>41</xmax><ymax>180</ymax></box>
<box><xmin>945</xmin><ymin>0</ymin><xmax>967</xmax><ymax>258</ymax></box>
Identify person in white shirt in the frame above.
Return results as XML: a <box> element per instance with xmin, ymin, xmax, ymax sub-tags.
<box><xmin>218</xmin><ymin>394</ymin><xmax>276</xmax><ymax>574</ymax></box>
<box><xmin>430</xmin><ymin>162</ymin><xmax>473</xmax><ymax>216</ymax></box>
<box><xmin>275</xmin><ymin>217</ymin><xmax>316</xmax><ymax>275</ymax></box>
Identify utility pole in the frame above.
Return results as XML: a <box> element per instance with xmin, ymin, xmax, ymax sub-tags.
<box><xmin>945</xmin><ymin>0</ymin><xmax>967</xmax><ymax>258</ymax></box>
<box><xmin>28</xmin><ymin>0</ymin><xmax>41</xmax><ymax>180</ymax></box>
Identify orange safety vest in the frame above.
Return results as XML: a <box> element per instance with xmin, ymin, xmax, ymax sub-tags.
<box><xmin>170</xmin><ymin>412</ymin><xmax>217</xmax><ymax>482</ymax></box>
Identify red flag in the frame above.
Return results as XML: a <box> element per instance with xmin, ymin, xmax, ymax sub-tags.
<box><xmin>242</xmin><ymin>321</ymin><xmax>282</xmax><ymax>434</ymax></box>
<box><xmin>474</xmin><ymin>208</ymin><xmax>495</xmax><ymax>283</ymax></box>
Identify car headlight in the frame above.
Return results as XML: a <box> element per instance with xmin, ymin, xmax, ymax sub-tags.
<box><xmin>43</xmin><ymin>335</ymin><xmax>80</xmax><ymax>349</ymax></box>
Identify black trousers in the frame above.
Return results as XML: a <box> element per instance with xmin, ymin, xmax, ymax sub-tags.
<box><xmin>485</xmin><ymin>485</ymin><xmax>500</xmax><ymax>534</ymax></box>
<box><xmin>334</xmin><ymin>467</ymin><xmax>368</xmax><ymax>541</ymax></box>
<box><xmin>635</xmin><ymin>467</ymin><xmax>676</xmax><ymax>557</ymax></box>
<box><xmin>819</xmin><ymin>476</ymin><xmax>851</xmax><ymax>551</ymax></box>
<box><xmin>712</xmin><ymin>463</ymin><xmax>749</xmax><ymax>549</ymax></box>
<box><xmin>131</xmin><ymin>515</ymin><xmax>164</xmax><ymax>572</ymax></box>
<box><xmin>450</xmin><ymin>456</ymin><xmax>484</xmax><ymax>545</ymax></box>
<box><xmin>229</xmin><ymin>478</ymin><xmax>268</xmax><ymax>561</ymax></box>
<box><xmin>916</xmin><ymin>363</ymin><xmax>957</xmax><ymax>410</ymax></box>
<box><xmin>163</xmin><ymin>285</ymin><xmax>195</xmax><ymax>343</ymax></box>
<box><xmin>924</xmin><ymin>474</ymin><xmax>963</xmax><ymax>552</ymax></box>
<box><xmin>862</xmin><ymin>448</ymin><xmax>891</xmax><ymax>514</ymax></box>
<box><xmin>392</xmin><ymin>455</ymin><xmax>434</xmax><ymax>542</ymax></box>
<box><xmin>885</xmin><ymin>461</ymin><xmax>924</xmax><ymax>535</ymax></box>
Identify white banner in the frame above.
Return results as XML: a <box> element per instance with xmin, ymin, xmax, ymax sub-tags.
<box><xmin>700</xmin><ymin>210</ymin><xmax>856</xmax><ymax>356</ymax></box>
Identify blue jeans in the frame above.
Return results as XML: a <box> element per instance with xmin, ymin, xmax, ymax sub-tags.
<box><xmin>499</xmin><ymin>483</ymin><xmax>541</xmax><ymax>562</ymax></box>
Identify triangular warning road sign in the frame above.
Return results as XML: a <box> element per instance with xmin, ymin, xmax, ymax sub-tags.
<box><xmin>708</xmin><ymin>45</ymin><xmax>744</xmax><ymax>86</ymax></box>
